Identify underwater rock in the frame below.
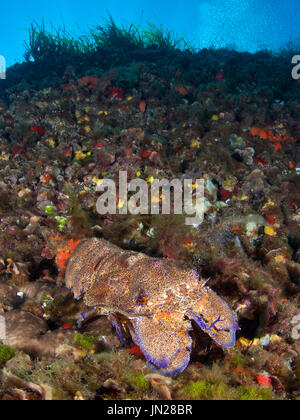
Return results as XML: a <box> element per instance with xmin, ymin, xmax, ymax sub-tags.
<box><xmin>100</xmin><ymin>378</ymin><xmax>126</xmax><ymax>395</ymax></box>
<box><xmin>0</xmin><ymin>36</ymin><xmax>299</xmax><ymax>398</ymax></box>
<box><xmin>36</xmin><ymin>330</ymin><xmax>75</xmax><ymax>358</ymax></box>
<box><xmin>19</xmin><ymin>282</ymin><xmax>58</xmax><ymax>302</ymax></box>
<box><xmin>233</xmin><ymin>147</ymin><xmax>255</xmax><ymax>166</ymax></box>
<box><xmin>79</xmin><ymin>316</ymin><xmax>115</xmax><ymax>337</ymax></box>
<box><xmin>2</xmin><ymin>353</ymin><xmax>53</xmax><ymax>400</ymax></box>
<box><xmin>18</xmin><ymin>282</ymin><xmax>82</xmax><ymax>321</ymax></box>
<box><xmin>0</xmin><ymin>282</ymin><xmax>20</xmax><ymax>308</ymax></box>
<box><xmin>1</xmin><ymin>310</ymin><xmax>48</xmax><ymax>354</ymax></box>
<box><xmin>243</xmin><ymin>169</ymin><xmax>266</xmax><ymax>194</ymax></box>
<box><xmin>1</xmin><ymin>309</ymin><xmax>76</xmax><ymax>358</ymax></box>
<box><xmin>229</xmin><ymin>134</ymin><xmax>246</xmax><ymax>149</ymax></box>
<box><xmin>65</xmin><ymin>238</ymin><xmax>238</xmax><ymax>376</ymax></box>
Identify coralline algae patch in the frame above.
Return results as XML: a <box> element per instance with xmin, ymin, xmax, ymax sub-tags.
<box><xmin>0</xmin><ymin>56</ymin><xmax>299</xmax><ymax>400</ymax></box>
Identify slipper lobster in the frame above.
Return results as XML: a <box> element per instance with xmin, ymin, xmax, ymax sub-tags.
<box><xmin>66</xmin><ymin>238</ymin><xmax>238</xmax><ymax>376</ymax></box>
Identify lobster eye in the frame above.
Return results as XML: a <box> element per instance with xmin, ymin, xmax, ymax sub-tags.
<box><xmin>136</xmin><ymin>290</ymin><xmax>148</xmax><ymax>306</ymax></box>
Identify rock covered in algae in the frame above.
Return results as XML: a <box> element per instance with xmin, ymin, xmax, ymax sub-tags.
<box><xmin>66</xmin><ymin>238</ymin><xmax>238</xmax><ymax>376</ymax></box>
<box><xmin>1</xmin><ymin>311</ymin><xmax>48</xmax><ymax>351</ymax></box>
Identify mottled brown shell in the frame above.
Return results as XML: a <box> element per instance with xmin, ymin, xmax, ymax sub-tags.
<box><xmin>66</xmin><ymin>238</ymin><xmax>238</xmax><ymax>376</ymax></box>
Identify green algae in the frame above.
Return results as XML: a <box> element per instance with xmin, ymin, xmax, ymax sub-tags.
<box><xmin>183</xmin><ymin>380</ymin><xmax>211</xmax><ymax>399</ymax></box>
<box><xmin>230</xmin><ymin>353</ymin><xmax>249</xmax><ymax>368</ymax></box>
<box><xmin>183</xmin><ymin>380</ymin><xmax>233</xmax><ymax>400</ymax></box>
<box><xmin>236</xmin><ymin>386</ymin><xmax>273</xmax><ymax>401</ymax></box>
<box><xmin>182</xmin><ymin>380</ymin><xmax>274</xmax><ymax>400</ymax></box>
<box><xmin>45</xmin><ymin>205</ymin><xmax>56</xmax><ymax>216</ymax></box>
<box><xmin>0</xmin><ymin>344</ymin><xmax>17</xmax><ymax>365</ymax></box>
<box><xmin>75</xmin><ymin>334</ymin><xmax>98</xmax><ymax>351</ymax></box>
<box><xmin>128</xmin><ymin>373</ymin><xmax>151</xmax><ymax>393</ymax></box>
<box><xmin>44</xmin><ymin>206</ymin><xmax>69</xmax><ymax>232</ymax></box>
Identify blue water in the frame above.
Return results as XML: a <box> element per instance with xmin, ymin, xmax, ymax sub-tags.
<box><xmin>1</xmin><ymin>0</ymin><xmax>300</xmax><ymax>67</ymax></box>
